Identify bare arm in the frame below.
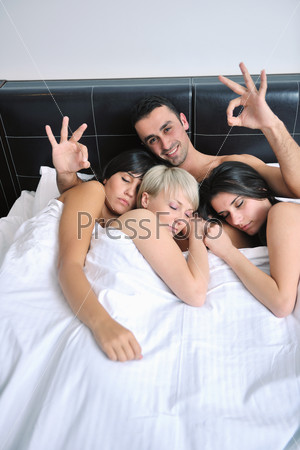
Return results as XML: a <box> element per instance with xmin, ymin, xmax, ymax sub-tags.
<box><xmin>221</xmin><ymin>220</ymin><xmax>257</xmax><ymax>248</ymax></box>
<box><xmin>58</xmin><ymin>181</ymin><xmax>142</xmax><ymax>361</ymax></box>
<box><xmin>225</xmin><ymin>153</ymin><xmax>296</xmax><ymax>198</ymax></box>
<box><xmin>204</xmin><ymin>202</ymin><xmax>300</xmax><ymax>317</ymax></box>
<box><xmin>118</xmin><ymin>211</ymin><xmax>209</xmax><ymax>306</ymax></box>
<box><xmin>46</xmin><ymin>116</ymin><xmax>90</xmax><ymax>194</ymax></box>
<box><xmin>261</xmin><ymin>119</ymin><xmax>300</xmax><ymax>197</ymax></box>
<box><xmin>220</xmin><ymin>62</ymin><xmax>300</xmax><ymax>198</ymax></box>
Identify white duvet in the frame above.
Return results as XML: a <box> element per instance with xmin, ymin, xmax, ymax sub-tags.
<box><xmin>0</xmin><ymin>199</ymin><xmax>300</xmax><ymax>450</ymax></box>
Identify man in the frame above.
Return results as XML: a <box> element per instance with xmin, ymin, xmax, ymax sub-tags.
<box><xmin>52</xmin><ymin>63</ymin><xmax>300</xmax><ymax>199</ymax></box>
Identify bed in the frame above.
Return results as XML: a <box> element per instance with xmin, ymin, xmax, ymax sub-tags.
<box><xmin>0</xmin><ymin>75</ymin><xmax>300</xmax><ymax>450</ymax></box>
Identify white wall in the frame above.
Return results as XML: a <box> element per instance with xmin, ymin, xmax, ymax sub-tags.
<box><xmin>0</xmin><ymin>0</ymin><xmax>299</xmax><ymax>80</ymax></box>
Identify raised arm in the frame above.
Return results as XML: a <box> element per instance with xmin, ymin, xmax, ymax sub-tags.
<box><xmin>46</xmin><ymin>116</ymin><xmax>90</xmax><ymax>194</ymax></box>
<box><xmin>58</xmin><ymin>181</ymin><xmax>142</xmax><ymax>362</ymax></box>
<box><xmin>118</xmin><ymin>210</ymin><xmax>209</xmax><ymax>306</ymax></box>
<box><xmin>219</xmin><ymin>62</ymin><xmax>300</xmax><ymax>198</ymax></box>
<box><xmin>204</xmin><ymin>202</ymin><xmax>300</xmax><ymax>317</ymax></box>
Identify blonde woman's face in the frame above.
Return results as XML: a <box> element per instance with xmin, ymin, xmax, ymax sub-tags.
<box><xmin>141</xmin><ymin>188</ymin><xmax>194</xmax><ymax>236</ymax></box>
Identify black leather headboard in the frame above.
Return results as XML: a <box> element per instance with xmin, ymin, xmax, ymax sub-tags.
<box><xmin>193</xmin><ymin>76</ymin><xmax>300</xmax><ymax>160</ymax></box>
<box><xmin>0</xmin><ymin>74</ymin><xmax>299</xmax><ymax>217</ymax></box>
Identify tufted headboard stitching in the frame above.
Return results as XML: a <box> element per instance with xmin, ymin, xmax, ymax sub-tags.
<box><xmin>0</xmin><ymin>74</ymin><xmax>299</xmax><ymax>217</ymax></box>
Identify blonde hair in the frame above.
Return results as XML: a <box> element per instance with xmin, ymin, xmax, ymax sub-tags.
<box><xmin>136</xmin><ymin>165</ymin><xmax>199</xmax><ymax>211</ymax></box>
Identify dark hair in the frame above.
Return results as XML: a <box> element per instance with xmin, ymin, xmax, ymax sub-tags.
<box><xmin>100</xmin><ymin>148</ymin><xmax>159</xmax><ymax>182</ymax></box>
<box><xmin>131</xmin><ymin>95</ymin><xmax>182</xmax><ymax>127</ymax></box>
<box><xmin>198</xmin><ymin>161</ymin><xmax>278</xmax><ymax>241</ymax></box>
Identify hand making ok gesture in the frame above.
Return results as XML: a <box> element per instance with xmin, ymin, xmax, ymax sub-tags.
<box><xmin>219</xmin><ymin>62</ymin><xmax>277</xmax><ymax>131</ymax></box>
<box><xmin>46</xmin><ymin>116</ymin><xmax>90</xmax><ymax>175</ymax></box>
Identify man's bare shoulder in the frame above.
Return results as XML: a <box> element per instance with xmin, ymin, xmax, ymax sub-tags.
<box><xmin>220</xmin><ymin>153</ymin><xmax>264</xmax><ymax>167</ymax></box>
<box><xmin>194</xmin><ymin>152</ymin><xmax>269</xmax><ymax>182</ymax></box>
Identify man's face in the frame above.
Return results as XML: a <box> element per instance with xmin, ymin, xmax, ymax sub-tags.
<box><xmin>134</xmin><ymin>105</ymin><xmax>191</xmax><ymax>167</ymax></box>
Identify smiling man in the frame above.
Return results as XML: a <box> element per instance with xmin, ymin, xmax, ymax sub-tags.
<box><xmin>133</xmin><ymin>97</ymin><xmax>190</xmax><ymax>168</ymax></box>
<box><xmin>131</xmin><ymin>64</ymin><xmax>300</xmax><ymax>200</ymax></box>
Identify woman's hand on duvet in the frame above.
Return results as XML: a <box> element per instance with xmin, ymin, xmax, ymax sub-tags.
<box><xmin>92</xmin><ymin>317</ymin><xmax>143</xmax><ymax>362</ymax></box>
<box><xmin>46</xmin><ymin>116</ymin><xmax>90</xmax><ymax>175</ymax></box>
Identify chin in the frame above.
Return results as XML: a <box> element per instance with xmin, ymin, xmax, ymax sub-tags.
<box><xmin>109</xmin><ymin>206</ymin><xmax>128</xmax><ymax>216</ymax></box>
<box><xmin>167</xmin><ymin>157</ymin><xmax>182</xmax><ymax>167</ymax></box>
<box><xmin>246</xmin><ymin>227</ymin><xmax>258</xmax><ymax>236</ymax></box>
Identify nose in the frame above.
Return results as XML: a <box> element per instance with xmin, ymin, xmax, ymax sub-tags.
<box><xmin>124</xmin><ymin>183</ymin><xmax>136</xmax><ymax>198</ymax></box>
<box><xmin>230</xmin><ymin>211</ymin><xmax>243</xmax><ymax>227</ymax></box>
<box><xmin>160</xmin><ymin>135</ymin><xmax>172</xmax><ymax>151</ymax></box>
<box><xmin>172</xmin><ymin>214</ymin><xmax>187</xmax><ymax>230</ymax></box>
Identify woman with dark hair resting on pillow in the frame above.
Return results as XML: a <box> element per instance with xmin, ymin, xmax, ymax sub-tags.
<box><xmin>199</xmin><ymin>160</ymin><xmax>299</xmax><ymax>318</ymax></box>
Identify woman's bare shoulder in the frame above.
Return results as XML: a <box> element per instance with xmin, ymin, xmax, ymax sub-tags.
<box><xmin>267</xmin><ymin>202</ymin><xmax>300</xmax><ymax>230</ymax></box>
<box><xmin>119</xmin><ymin>208</ymin><xmax>155</xmax><ymax>221</ymax></box>
<box><xmin>59</xmin><ymin>180</ymin><xmax>105</xmax><ymax>203</ymax></box>
<box><xmin>269</xmin><ymin>201</ymin><xmax>300</xmax><ymax>215</ymax></box>
<box><xmin>112</xmin><ymin>208</ymin><xmax>156</xmax><ymax>239</ymax></box>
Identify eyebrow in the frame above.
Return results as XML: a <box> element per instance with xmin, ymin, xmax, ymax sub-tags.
<box><xmin>144</xmin><ymin>120</ymin><xmax>173</xmax><ymax>143</ymax></box>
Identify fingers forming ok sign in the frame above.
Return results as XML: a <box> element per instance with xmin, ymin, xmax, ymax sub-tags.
<box><xmin>46</xmin><ymin>116</ymin><xmax>90</xmax><ymax>174</ymax></box>
<box><xmin>219</xmin><ymin>62</ymin><xmax>275</xmax><ymax>130</ymax></box>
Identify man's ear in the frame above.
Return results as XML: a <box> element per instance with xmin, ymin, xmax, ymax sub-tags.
<box><xmin>180</xmin><ymin>113</ymin><xmax>189</xmax><ymax>131</ymax></box>
<box><xmin>141</xmin><ymin>192</ymin><xmax>150</xmax><ymax>208</ymax></box>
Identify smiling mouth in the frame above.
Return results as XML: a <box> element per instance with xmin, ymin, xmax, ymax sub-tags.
<box><xmin>164</xmin><ymin>145</ymin><xmax>179</xmax><ymax>157</ymax></box>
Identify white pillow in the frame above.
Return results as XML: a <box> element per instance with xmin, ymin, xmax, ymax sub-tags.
<box><xmin>32</xmin><ymin>166</ymin><xmax>60</xmax><ymax>216</ymax></box>
<box><xmin>0</xmin><ymin>191</ymin><xmax>36</xmax><ymax>266</ymax></box>
<box><xmin>7</xmin><ymin>190</ymin><xmax>35</xmax><ymax>219</ymax></box>
<box><xmin>0</xmin><ymin>167</ymin><xmax>94</xmax><ymax>266</ymax></box>
<box><xmin>32</xmin><ymin>166</ymin><xmax>94</xmax><ymax>215</ymax></box>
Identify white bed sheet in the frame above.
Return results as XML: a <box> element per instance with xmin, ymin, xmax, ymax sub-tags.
<box><xmin>0</xmin><ymin>199</ymin><xmax>299</xmax><ymax>450</ymax></box>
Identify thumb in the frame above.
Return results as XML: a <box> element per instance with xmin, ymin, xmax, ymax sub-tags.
<box><xmin>80</xmin><ymin>160</ymin><xmax>91</xmax><ymax>169</ymax></box>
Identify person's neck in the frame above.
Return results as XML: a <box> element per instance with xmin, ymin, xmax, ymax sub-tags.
<box><xmin>179</xmin><ymin>145</ymin><xmax>214</xmax><ymax>181</ymax></box>
<box><xmin>98</xmin><ymin>204</ymin><xmax>119</xmax><ymax>227</ymax></box>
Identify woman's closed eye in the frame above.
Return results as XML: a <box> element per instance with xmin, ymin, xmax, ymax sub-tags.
<box><xmin>218</xmin><ymin>199</ymin><xmax>243</xmax><ymax>220</ymax></box>
<box><xmin>169</xmin><ymin>202</ymin><xmax>179</xmax><ymax>211</ymax></box>
<box><xmin>235</xmin><ymin>199</ymin><xmax>244</xmax><ymax>208</ymax></box>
